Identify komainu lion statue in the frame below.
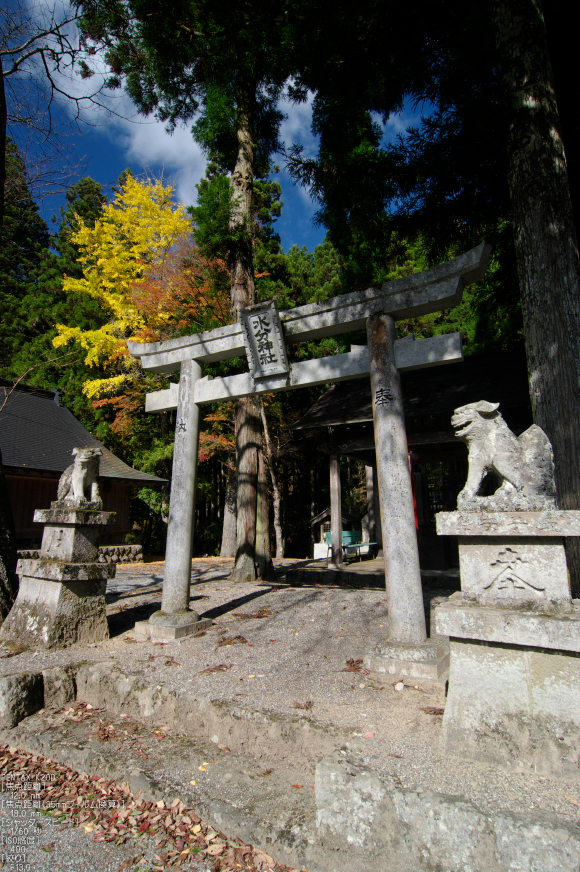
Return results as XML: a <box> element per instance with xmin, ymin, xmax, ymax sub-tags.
<box><xmin>452</xmin><ymin>401</ymin><xmax>556</xmax><ymax>511</ymax></box>
<box><xmin>57</xmin><ymin>447</ymin><xmax>103</xmax><ymax>508</ymax></box>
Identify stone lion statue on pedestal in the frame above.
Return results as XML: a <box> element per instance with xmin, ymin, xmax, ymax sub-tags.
<box><xmin>57</xmin><ymin>447</ymin><xmax>103</xmax><ymax>508</ymax></box>
<box><xmin>452</xmin><ymin>401</ymin><xmax>556</xmax><ymax>511</ymax></box>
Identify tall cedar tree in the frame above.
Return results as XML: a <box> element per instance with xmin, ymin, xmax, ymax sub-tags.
<box><xmin>491</xmin><ymin>0</ymin><xmax>580</xmax><ymax>595</ymax></box>
<box><xmin>0</xmin><ymin>140</ymin><xmax>51</xmax><ymax>372</ymax></box>
<box><xmin>192</xmin><ymin>167</ymin><xmax>286</xmax><ymax>560</ymax></box>
<box><xmin>291</xmin><ymin>0</ymin><xmax>580</xmax><ymax>590</ymax></box>
<box><xmin>76</xmin><ymin>0</ymin><xmax>297</xmax><ymax>580</ymax></box>
<box><xmin>0</xmin><ymin>140</ymin><xmax>50</xmax><ymax>617</ymax></box>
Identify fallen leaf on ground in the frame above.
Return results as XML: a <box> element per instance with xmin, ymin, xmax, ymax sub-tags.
<box><xmin>1</xmin><ymin>737</ymin><xmax>303</xmax><ymax>872</ymax></box>
<box><xmin>363</xmin><ymin>732</ymin><xmax>375</xmax><ymax>739</ymax></box>
<box><xmin>256</xmin><ymin>769</ymin><xmax>273</xmax><ymax>777</ymax></box>
<box><xmin>342</xmin><ymin>658</ymin><xmax>364</xmax><ymax>672</ymax></box>
<box><xmin>565</xmin><ymin>794</ymin><xmax>580</xmax><ymax>807</ymax></box>
<box><xmin>233</xmin><ymin>607</ymin><xmax>275</xmax><ymax>620</ymax></box>
<box><xmin>217</xmin><ymin>635</ymin><xmax>248</xmax><ymax>647</ymax></box>
<box><xmin>291</xmin><ymin>784</ymin><xmax>303</xmax><ymax>789</ymax></box>
<box><xmin>254</xmin><ymin>849</ymin><xmax>276</xmax><ymax>870</ymax></box>
<box><xmin>199</xmin><ymin>664</ymin><xmax>232</xmax><ymax>674</ymax></box>
<box><xmin>206</xmin><ymin>843</ymin><xmax>224</xmax><ymax>855</ymax></box>
<box><xmin>420</xmin><ymin>706</ymin><xmax>445</xmax><ymax>716</ymax></box>
<box><xmin>120</xmin><ymin>856</ymin><xmax>144</xmax><ymax>871</ymax></box>
<box><xmin>293</xmin><ymin>700</ymin><xmax>313</xmax><ymax>710</ymax></box>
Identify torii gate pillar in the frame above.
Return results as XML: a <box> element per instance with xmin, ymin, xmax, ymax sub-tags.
<box><xmin>134</xmin><ymin>359</ymin><xmax>212</xmax><ymax>641</ymax></box>
<box><xmin>368</xmin><ymin>313</ymin><xmax>426</xmax><ymax>643</ymax></box>
<box><xmin>365</xmin><ymin>312</ymin><xmax>449</xmax><ymax>677</ymax></box>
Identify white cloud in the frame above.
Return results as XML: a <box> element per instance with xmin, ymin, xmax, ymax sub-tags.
<box><xmin>279</xmin><ymin>89</ymin><xmax>318</xmax><ymax>157</ymax></box>
<box><xmin>103</xmin><ymin>111</ymin><xmax>207</xmax><ymax>206</ymax></box>
<box><xmin>19</xmin><ymin>15</ymin><xmax>207</xmax><ymax>206</ymax></box>
<box><xmin>276</xmin><ymin>87</ymin><xmax>319</xmax><ymax>209</ymax></box>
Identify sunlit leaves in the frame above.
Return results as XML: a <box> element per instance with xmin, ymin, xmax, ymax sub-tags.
<box><xmin>53</xmin><ymin>174</ymin><xmax>192</xmax><ymax>392</ymax></box>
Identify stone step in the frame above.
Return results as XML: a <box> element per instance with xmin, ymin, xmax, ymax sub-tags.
<box><xmin>4</xmin><ymin>689</ymin><xmax>580</xmax><ymax>872</ymax></box>
<box><xmin>74</xmin><ymin>660</ymin><xmax>354</xmax><ymax>766</ymax></box>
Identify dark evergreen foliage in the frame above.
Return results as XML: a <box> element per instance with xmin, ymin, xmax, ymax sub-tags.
<box><xmin>0</xmin><ymin>140</ymin><xmax>51</xmax><ymax>371</ymax></box>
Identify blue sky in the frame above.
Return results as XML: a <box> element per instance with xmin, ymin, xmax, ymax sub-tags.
<box><xmin>44</xmin><ymin>88</ymin><xmax>331</xmax><ymax>251</ymax></box>
<box><xmin>5</xmin><ymin>2</ymin><xmax>423</xmax><ymax>252</ymax></box>
<box><xmin>29</xmin><ymin>46</ymin><xmax>421</xmax><ymax>252</ymax></box>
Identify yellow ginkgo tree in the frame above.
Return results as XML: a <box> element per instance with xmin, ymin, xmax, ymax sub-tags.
<box><xmin>53</xmin><ymin>174</ymin><xmax>192</xmax><ymax>400</ymax></box>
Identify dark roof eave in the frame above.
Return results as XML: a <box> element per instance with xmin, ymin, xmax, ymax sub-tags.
<box><xmin>3</xmin><ymin>464</ymin><xmax>167</xmax><ymax>484</ymax></box>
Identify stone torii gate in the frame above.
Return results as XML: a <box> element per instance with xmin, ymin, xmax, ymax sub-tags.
<box><xmin>128</xmin><ymin>244</ymin><xmax>490</xmax><ymax>673</ymax></box>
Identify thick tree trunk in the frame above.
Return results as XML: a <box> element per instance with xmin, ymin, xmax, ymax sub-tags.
<box><xmin>255</xmin><ymin>447</ymin><xmax>276</xmax><ymax>579</ymax></box>
<box><xmin>220</xmin><ymin>465</ymin><xmax>237</xmax><ymax>558</ymax></box>
<box><xmin>310</xmin><ymin>461</ymin><xmax>316</xmax><ymax>559</ymax></box>
<box><xmin>230</xmin><ymin>395</ymin><xmax>261</xmax><ymax>581</ymax></box>
<box><xmin>228</xmin><ymin>83</ymin><xmax>272</xmax><ymax>581</ymax></box>
<box><xmin>492</xmin><ymin>0</ymin><xmax>580</xmax><ymax>595</ymax></box>
<box><xmin>259</xmin><ymin>400</ymin><xmax>284</xmax><ymax>558</ymax></box>
<box><xmin>0</xmin><ymin>64</ymin><xmax>6</xmax><ymax>234</ymax></box>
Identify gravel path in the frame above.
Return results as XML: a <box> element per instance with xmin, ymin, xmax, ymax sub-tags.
<box><xmin>2</xmin><ymin>557</ymin><xmax>580</xmax><ymax>835</ymax></box>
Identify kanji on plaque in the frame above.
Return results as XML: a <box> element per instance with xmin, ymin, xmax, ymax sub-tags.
<box><xmin>241</xmin><ymin>300</ymin><xmax>290</xmax><ymax>380</ymax></box>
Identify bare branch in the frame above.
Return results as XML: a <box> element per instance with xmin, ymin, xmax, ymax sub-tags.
<box><xmin>0</xmin><ymin>17</ymin><xmax>78</xmax><ymax>65</ymax></box>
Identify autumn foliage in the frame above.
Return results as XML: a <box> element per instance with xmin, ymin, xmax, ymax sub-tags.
<box><xmin>52</xmin><ymin>175</ymin><xmax>230</xmax><ymax>441</ymax></box>
<box><xmin>130</xmin><ymin>236</ymin><xmax>229</xmax><ymax>343</ymax></box>
<box><xmin>53</xmin><ymin>175</ymin><xmax>229</xmax><ymax>398</ymax></box>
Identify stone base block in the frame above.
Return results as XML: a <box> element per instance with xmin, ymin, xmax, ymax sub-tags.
<box><xmin>0</xmin><ymin>576</ymin><xmax>109</xmax><ymax>650</ymax></box>
<box><xmin>435</xmin><ymin>593</ymin><xmax>580</xmax><ymax>650</ymax></box>
<box><xmin>0</xmin><ymin>672</ymin><xmax>43</xmax><ymax>728</ymax></box>
<box><xmin>441</xmin><ymin>637</ymin><xmax>580</xmax><ymax>780</ymax></box>
<box><xmin>133</xmin><ymin>611</ymin><xmax>213</xmax><ymax>641</ymax></box>
<box><xmin>16</xmin><ymin>559</ymin><xmax>115</xmax><ymax>582</ymax></box>
<box><xmin>42</xmin><ymin>665</ymin><xmax>76</xmax><ymax>708</ymax></box>
<box><xmin>364</xmin><ymin>640</ymin><xmax>450</xmax><ymax>680</ymax></box>
<box><xmin>436</xmin><ymin>511</ymin><xmax>579</xmax><ymax>607</ymax></box>
<box><xmin>458</xmin><ymin>536</ymin><xmax>570</xmax><ymax>605</ymax></box>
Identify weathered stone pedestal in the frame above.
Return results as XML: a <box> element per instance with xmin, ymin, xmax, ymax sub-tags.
<box><xmin>435</xmin><ymin>510</ymin><xmax>580</xmax><ymax>780</ymax></box>
<box><xmin>133</xmin><ymin>611</ymin><xmax>213</xmax><ymax>641</ymax></box>
<box><xmin>0</xmin><ymin>503</ymin><xmax>115</xmax><ymax>650</ymax></box>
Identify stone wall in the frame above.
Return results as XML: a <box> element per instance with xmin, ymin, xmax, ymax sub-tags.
<box><xmin>17</xmin><ymin>544</ymin><xmax>144</xmax><ymax>564</ymax></box>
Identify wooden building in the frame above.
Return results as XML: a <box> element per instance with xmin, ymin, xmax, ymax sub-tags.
<box><xmin>0</xmin><ymin>380</ymin><xmax>164</xmax><ymax>548</ymax></box>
